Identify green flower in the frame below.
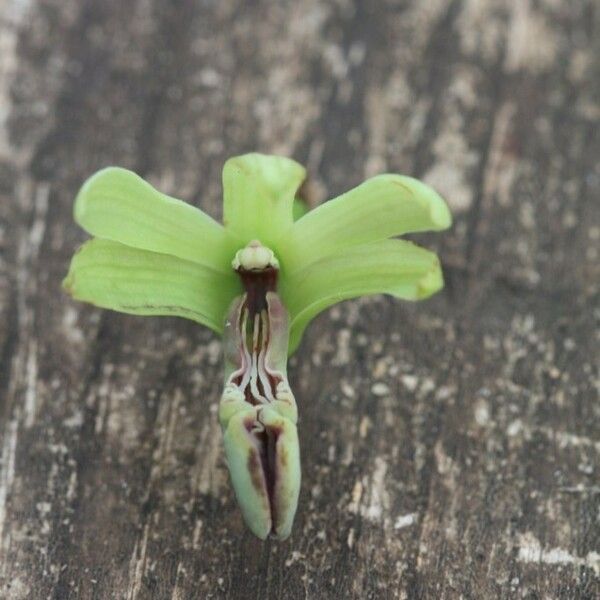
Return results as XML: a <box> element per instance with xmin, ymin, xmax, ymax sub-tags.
<box><xmin>63</xmin><ymin>153</ymin><xmax>451</xmax><ymax>540</ymax></box>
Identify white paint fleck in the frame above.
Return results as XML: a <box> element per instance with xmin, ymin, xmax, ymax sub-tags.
<box><xmin>191</xmin><ymin>418</ymin><xmax>227</xmax><ymax>497</ymax></box>
<box><xmin>348</xmin><ymin>480</ymin><xmax>363</xmax><ymax>515</ymax></box>
<box><xmin>196</xmin><ymin>68</ymin><xmax>221</xmax><ymax>87</ymax></box>
<box><xmin>358</xmin><ymin>416</ymin><xmax>371</xmax><ymax>439</ymax></box>
<box><xmin>192</xmin><ymin>519</ymin><xmax>203</xmax><ymax>550</ymax></box>
<box><xmin>346</xmin><ymin>527</ymin><xmax>355</xmax><ymax>550</ymax></box>
<box><xmin>0</xmin><ymin>415</ymin><xmax>19</xmax><ymax>559</ymax></box>
<box><xmin>66</xmin><ymin>470</ymin><xmax>78</xmax><ymax>503</ymax></box>
<box><xmin>62</xmin><ymin>306</ymin><xmax>85</xmax><ymax>345</ymax></box>
<box><xmin>504</xmin><ymin>420</ymin><xmax>600</xmax><ymax>453</ymax></box>
<box><xmin>505</xmin><ymin>0</ymin><xmax>558</xmax><ymax>74</ymax></box>
<box><xmin>332</xmin><ymin>329</ymin><xmax>351</xmax><ymax>366</ymax></box>
<box><xmin>0</xmin><ymin>0</ymin><xmax>35</xmax><ymax>161</ymax></box>
<box><xmin>547</xmin><ymin>429</ymin><xmax>600</xmax><ymax>453</ymax></box>
<box><xmin>24</xmin><ymin>340</ymin><xmax>38</xmax><ymax>428</ymax></box>
<box><xmin>29</xmin><ymin>184</ymin><xmax>50</xmax><ymax>249</ymax></box>
<box><xmin>364</xmin><ymin>457</ymin><xmax>389</xmax><ymax>522</ymax></box>
<box><xmin>481</xmin><ymin>102</ymin><xmax>518</xmax><ymax>211</ymax></box>
<box><xmin>424</xmin><ymin>162</ymin><xmax>473</xmax><ymax>213</ymax></box>
<box><xmin>394</xmin><ymin>513</ymin><xmax>418</xmax><ymax>530</ymax></box>
<box><xmin>435</xmin><ymin>386</ymin><xmax>454</xmax><ymax>401</ymax></box>
<box><xmin>63</xmin><ymin>410</ymin><xmax>84</xmax><ymax>429</ymax></box>
<box><xmin>9</xmin><ymin>577</ymin><xmax>32</xmax><ymax>596</ymax></box>
<box><xmin>322</xmin><ymin>43</ymin><xmax>349</xmax><ymax>79</ymax></box>
<box><xmin>365</xmin><ymin>85</ymin><xmax>388</xmax><ymax>176</ymax></box>
<box><xmin>420</xmin><ymin>377</ymin><xmax>436</xmax><ymax>395</ymax></box>
<box><xmin>285</xmin><ymin>551</ymin><xmax>304</xmax><ymax>567</ymax></box>
<box><xmin>559</xmin><ymin>485</ymin><xmax>600</xmax><ymax>494</ymax></box>
<box><xmin>19</xmin><ymin>184</ymin><xmax>49</xmax><ymax>429</ymax></box>
<box><xmin>327</xmin><ymin>444</ymin><xmax>336</xmax><ymax>463</ymax></box>
<box><xmin>340</xmin><ymin>380</ymin><xmax>356</xmax><ymax>399</ymax></box>
<box><xmin>206</xmin><ymin>340</ymin><xmax>221</xmax><ymax>365</ymax></box>
<box><xmin>371</xmin><ymin>382</ymin><xmax>390</xmax><ymax>397</ymax></box>
<box><xmin>458</xmin><ymin>0</ymin><xmax>506</xmax><ymax>60</ymax></box>
<box><xmin>507</xmin><ymin>419</ymin><xmax>523</xmax><ymax>437</ymax></box>
<box><xmin>400</xmin><ymin>375</ymin><xmax>418</xmax><ymax>393</ymax></box>
<box><xmin>474</xmin><ymin>399</ymin><xmax>491</xmax><ymax>427</ymax></box>
<box><xmin>126</xmin><ymin>523</ymin><xmax>150</xmax><ymax>600</ymax></box>
<box><xmin>36</xmin><ymin>502</ymin><xmax>52</xmax><ymax>515</ymax></box>
<box><xmin>341</xmin><ymin>443</ymin><xmax>354</xmax><ymax>467</ymax></box>
<box><xmin>517</xmin><ymin>532</ymin><xmax>600</xmax><ymax>575</ymax></box>
<box><xmin>434</xmin><ymin>440</ymin><xmax>456</xmax><ymax>477</ymax></box>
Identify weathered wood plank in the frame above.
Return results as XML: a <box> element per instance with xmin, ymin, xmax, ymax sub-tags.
<box><xmin>0</xmin><ymin>0</ymin><xmax>598</xmax><ymax>598</ymax></box>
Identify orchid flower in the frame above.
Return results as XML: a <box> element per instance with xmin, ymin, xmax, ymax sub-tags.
<box><xmin>63</xmin><ymin>153</ymin><xmax>451</xmax><ymax>540</ymax></box>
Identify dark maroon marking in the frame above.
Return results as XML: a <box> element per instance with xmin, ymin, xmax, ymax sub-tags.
<box><xmin>244</xmin><ymin>385</ymin><xmax>258</xmax><ymax>406</ymax></box>
<box><xmin>244</xmin><ymin>415</ymin><xmax>284</xmax><ymax>534</ymax></box>
<box><xmin>267</xmin><ymin>372</ymin><xmax>279</xmax><ymax>396</ymax></box>
<box><xmin>241</xmin><ymin>368</ymin><xmax>270</xmax><ymax>406</ymax></box>
<box><xmin>236</xmin><ymin>267</ymin><xmax>278</xmax><ymax>315</ymax></box>
<box><xmin>247</xmin><ymin>449</ymin><xmax>266</xmax><ymax>497</ymax></box>
<box><xmin>256</xmin><ymin>424</ymin><xmax>282</xmax><ymax>535</ymax></box>
<box><xmin>235</xmin><ymin>265</ymin><xmax>280</xmax><ymax>406</ymax></box>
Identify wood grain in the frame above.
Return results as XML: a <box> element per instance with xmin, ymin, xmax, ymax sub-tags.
<box><xmin>0</xmin><ymin>0</ymin><xmax>598</xmax><ymax>598</ymax></box>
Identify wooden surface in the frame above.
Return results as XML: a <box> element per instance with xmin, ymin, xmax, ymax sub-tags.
<box><xmin>0</xmin><ymin>0</ymin><xmax>598</xmax><ymax>598</ymax></box>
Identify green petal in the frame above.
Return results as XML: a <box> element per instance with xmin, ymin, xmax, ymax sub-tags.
<box><xmin>280</xmin><ymin>239</ymin><xmax>444</xmax><ymax>354</ymax></box>
<box><xmin>74</xmin><ymin>167</ymin><xmax>239</xmax><ymax>272</ymax></box>
<box><xmin>63</xmin><ymin>238</ymin><xmax>241</xmax><ymax>333</ymax></box>
<box><xmin>222</xmin><ymin>153</ymin><xmax>306</xmax><ymax>247</ymax></box>
<box><xmin>279</xmin><ymin>174</ymin><xmax>452</xmax><ymax>273</ymax></box>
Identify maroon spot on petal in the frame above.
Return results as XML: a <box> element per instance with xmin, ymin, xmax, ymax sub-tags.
<box><xmin>278</xmin><ymin>445</ymin><xmax>288</xmax><ymax>469</ymax></box>
<box><xmin>247</xmin><ymin>448</ymin><xmax>265</xmax><ymax>495</ymax></box>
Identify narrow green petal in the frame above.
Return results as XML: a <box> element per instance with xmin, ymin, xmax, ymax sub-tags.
<box><xmin>74</xmin><ymin>167</ymin><xmax>239</xmax><ymax>272</ymax></box>
<box><xmin>222</xmin><ymin>153</ymin><xmax>306</xmax><ymax>247</ymax></box>
<box><xmin>280</xmin><ymin>239</ymin><xmax>444</xmax><ymax>354</ymax></box>
<box><xmin>63</xmin><ymin>238</ymin><xmax>241</xmax><ymax>333</ymax></box>
<box><xmin>279</xmin><ymin>174</ymin><xmax>452</xmax><ymax>272</ymax></box>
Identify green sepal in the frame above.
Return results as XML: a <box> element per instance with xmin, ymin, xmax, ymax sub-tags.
<box><xmin>222</xmin><ymin>153</ymin><xmax>306</xmax><ymax>248</ymax></box>
<box><xmin>280</xmin><ymin>174</ymin><xmax>451</xmax><ymax>273</ymax></box>
<box><xmin>63</xmin><ymin>238</ymin><xmax>241</xmax><ymax>333</ymax></box>
<box><xmin>280</xmin><ymin>238</ymin><xmax>445</xmax><ymax>353</ymax></box>
<box><xmin>75</xmin><ymin>167</ymin><xmax>239</xmax><ymax>272</ymax></box>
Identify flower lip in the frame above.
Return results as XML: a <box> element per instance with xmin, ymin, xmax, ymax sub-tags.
<box><xmin>220</xmin><ymin>293</ymin><xmax>300</xmax><ymax>540</ymax></box>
